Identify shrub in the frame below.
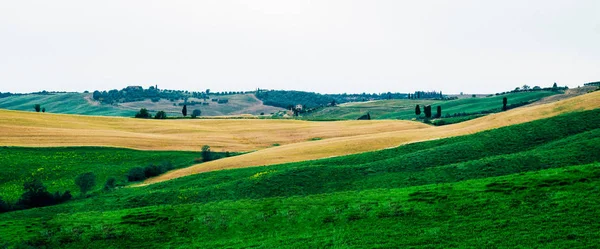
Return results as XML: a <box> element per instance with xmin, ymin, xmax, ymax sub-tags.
<box><xmin>34</xmin><ymin>104</ymin><xmax>41</xmax><ymax>112</ymax></box>
<box><xmin>154</xmin><ymin>111</ymin><xmax>167</xmax><ymax>119</ymax></box>
<box><xmin>53</xmin><ymin>190</ymin><xmax>72</xmax><ymax>202</ymax></box>
<box><xmin>159</xmin><ymin>161</ymin><xmax>174</xmax><ymax>172</ymax></box>
<box><xmin>0</xmin><ymin>196</ymin><xmax>10</xmax><ymax>213</ymax></box>
<box><xmin>17</xmin><ymin>178</ymin><xmax>56</xmax><ymax>208</ymax></box>
<box><xmin>74</xmin><ymin>172</ymin><xmax>96</xmax><ymax>196</ymax></box>
<box><xmin>127</xmin><ymin>167</ymin><xmax>146</xmax><ymax>182</ymax></box>
<box><xmin>191</xmin><ymin>109</ymin><xmax>201</xmax><ymax>118</ymax></box>
<box><xmin>433</xmin><ymin>119</ymin><xmax>446</xmax><ymax>126</ymax></box>
<box><xmin>104</xmin><ymin>177</ymin><xmax>117</xmax><ymax>191</ymax></box>
<box><xmin>135</xmin><ymin>108</ymin><xmax>152</xmax><ymax>118</ymax></box>
<box><xmin>202</xmin><ymin>145</ymin><xmax>212</xmax><ymax>162</ymax></box>
<box><xmin>144</xmin><ymin>164</ymin><xmax>162</xmax><ymax>178</ymax></box>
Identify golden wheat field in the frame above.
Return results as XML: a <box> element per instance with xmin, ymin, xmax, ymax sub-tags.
<box><xmin>141</xmin><ymin>91</ymin><xmax>600</xmax><ymax>184</ymax></box>
<box><xmin>2</xmin><ymin>91</ymin><xmax>599</xmax><ymax>185</ymax></box>
<box><xmin>0</xmin><ymin>110</ymin><xmax>429</xmax><ymax>152</ymax></box>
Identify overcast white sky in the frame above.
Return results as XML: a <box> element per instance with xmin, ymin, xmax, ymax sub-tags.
<box><xmin>1</xmin><ymin>0</ymin><xmax>599</xmax><ymax>94</ymax></box>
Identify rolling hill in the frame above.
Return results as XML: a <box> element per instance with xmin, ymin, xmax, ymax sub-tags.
<box><xmin>0</xmin><ymin>109</ymin><xmax>428</xmax><ymax>151</ymax></box>
<box><xmin>144</xmin><ymin>90</ymin><xmax>600</xmax><ymax>184</ymax></box>
<box><xmin>0</xmin><ymin>92</ymin><xmax>282</xmax><ymax>117</ymax></box>
<box><xmin>2</xmin><ymin>107</ymin><xmax>600</xmax><ymax>247</ymax></box>
<box><xmin>304</xmin><ymin>91</ymin><xmax>559</xmax><ymax>120</ymax></box>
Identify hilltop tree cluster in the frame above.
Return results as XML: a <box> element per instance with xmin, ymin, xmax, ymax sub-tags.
<box><xmin>407</xmin><ymin>91</ymin><xmax>444</xmax><ymax>99</ymax></box>
<box><xmin>92</xmin><ymin>86</ymin><xmax>209</xmax><ymax>104</ymax></box>
<box><xmin>255</xmin><ymin>90</ymin><xmax>408</xmax><ymax>109</ymax></box>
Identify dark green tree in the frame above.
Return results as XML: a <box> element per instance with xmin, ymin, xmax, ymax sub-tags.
<box><xmin>552</xmin><ymin>82</ymin><xmax>558</xmax><ymax>91</ymax></box>
<box><xmin>34</xmin><ymin>104</ymin><xmax>41</xmax><ymax>112</ymax></box>
<box><xmin>135</xmin><ymin>108</ymin><xmax>152</xmax><ymax>118</ymax></box>
<box><xmin>182</xmin><ymin>105</ymin><xmax>187</xmax><ymax>117</ymax></box>
<box><xmin>154</xmin><ymin>111</ymin><xmax>167</xmax><ymax>119</ymax></box>
<box><xmin>436</xmin><ymin>106</ymin><xmax>442</xmax><ymax>118</ymax></box>
<box><xmin>0</xmin><ymin>196</ymin><xmax>10</xmax><ymax>213</ymax></box>
<box><xmin>415</xmin><ymin>105</ymin><xmax>421</xmax><ymax>116</ymax></box>
<box><xmin>502</xmin><ymin>97</ymin><xmax>508</xmax><ymax>111</ymax></box>
<box><xmin>42</xmin><ymin>108</ymin><xmax>45</xmax><ymax>113</ymax></box>
<box><xmin>201</xmin><ymin>145</ymin><xmax>212</xmax><ymax>162</ymax></box>
<box><xmin>191</xmin><ymin>109</ymin><xmax>201</xmax><ymax>118</ymax></box>
<box><xmin>17</xmin><ymin>178</ymin><xmax>55</xmax><ymax>208</ymax></box>
<box><xmin>424</xmin><ymin>105</ymin><xmax>432</xmax><ymax>118</ymax></box>
<box><xmin>104</xmin><ymin>177</ymin><xmax>116</xmax><ymax>191</ymax></box>
<box><xmin>74</xmin><ymin>172</ymin><xmax>96</xmax><ymax>196</ymax></box>
<box><xmin>127</xmin><ymin>167</ymin><xmax>146</xmax><ymax>182</ymax></box>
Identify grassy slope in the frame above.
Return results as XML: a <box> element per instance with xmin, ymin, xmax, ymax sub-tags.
<box><xmin>305</xmin><ymin>91</ymin><xmax>557</xmax><ymax>120</ymax></box>
<box><xmin>146</xmin><ymin>90</ymin><xmax>600</xmax><ymax>183</ymax></box>
<box><xmin>0</xmin><ymin>93</ymin><xmax>282</xmax><ymax>117</ymax></box>
<box><xmin>0</xmin><ymin>147</ymin><xmax>202</xmax><ymax>201</ymax></box>
<box><xmin>0</xmin><ymin>93</ymin><xmax>134</xmax><ymax>116</ymax></box>
<box><xmin>119</xmin><ymin>93</ymin><xmax>282</xmax><ymax>116</ymax></box>
<box><xmin>2</xmin><ymin>109</ymin><xmax>600</xmax><ymax>247</ymax></box>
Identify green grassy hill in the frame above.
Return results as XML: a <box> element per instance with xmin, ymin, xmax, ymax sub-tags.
<box><xmin>304</xmin><ymin>91</ymin><xmax>558</xmax><ymax>120</ymax></box>
<box><xmin>0</xmin><ymin>93</ymin><xmax>134</xmax><ymax>116</ymax></box>
<box><xmin>1</xmin><ymin>108</ymin><xmax>600</xmax><ymax>247</ymax></box>
<box><xmin>0</xmin><ymin>147</ymin><xmax>202</xmax><ymax>201</ymax></box>
<box><xmin>0</xmin><ymin>93</ymin><xmax>282</xmax><ymax>117</ymax></box>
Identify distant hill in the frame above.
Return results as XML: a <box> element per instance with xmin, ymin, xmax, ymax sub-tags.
<box><xmin>303</xmin><ymin>91</ymin><xmax>559</xmax><ymax>121</ymax></box>
<box><xmin>0</xmin><ymin>92</ymin><xmax>282</xmax><ymax>117</ymax></box>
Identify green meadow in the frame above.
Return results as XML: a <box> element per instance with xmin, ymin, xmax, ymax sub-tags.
<box><xmin>1</xmin><ymin>108</ymin><xmax>599</xmax><ymax>247</ymax></box>
<box><xmin>0</xmin><ymin>147</ymin><xmax>201</xmax><ymax>201</ymax></box>
<box><xmin>304</xmin><ymin>91</ymin><xmax>557</xmax><ymax>120</ymax></box>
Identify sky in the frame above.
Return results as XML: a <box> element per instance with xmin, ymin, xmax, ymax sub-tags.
<box><xmin>1</xmin><ymin>0</ymin><xmax>599</xmax><ymax>94</ymax></box>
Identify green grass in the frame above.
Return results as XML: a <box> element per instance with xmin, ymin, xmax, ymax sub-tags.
<box><xmin>1</xmin><ymin>108</ymin><xmax>599</xmax><ymax>248</ymax></box>
<box><xmin>0</xmin><ymin>93</ymin><xmax>135</xmax><ymax>116</ymax></box>
<box><xmin>304</xmin><ymin>91</ymin><xmax>558</xmax><ymax>120</ymax></box>
<box><xmin>0</xmin><ymin>92</ymin><xmax>283</xmax><ymax>117</ymax></box>
<box><xmin>0</xmin><ymin>147</ymin><xmax>201</xmax><ymax>201</ymax></box>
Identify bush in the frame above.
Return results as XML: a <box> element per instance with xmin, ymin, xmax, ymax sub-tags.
<box><xmin>201</xmin><ymin>145</ymin><xmax>212</xmax><ymax>162</ymax></box>
<box><xmin>17</xmin><ymin>178</ymin><xmax>57</xmax><ymax>208</ymax></box>
<box><xmin>135</xmin><ymin>108</ymin><xmax>152</xmax><ymax>118</ymax></box>
<box><xmin>191</xmin><ymin>109</ymin><xmax>201</xmax><ymax>118</ymax></box>
<box><xmin>154</xmin><ymin>111</ymin><xmax>167</xmax><ymax>119</ymax></box>
<box><xmin>0</xmin><ymin>196</ymin><xmax>10</xmax><ymax>213</ymax></box>
<box><xmin>159</xmin><ymin>161</ymin><xmax>174</xmax><ymax>172</ymax></box>
<box><xmin>53</xmin><ymin>190</ymin><xmax>72</xmax><ymax>203</ymax></box>
<box><xmin>127</xmin><ymin>167</ymin><xmax>146</xmax><ymax>182</ymax></box>
<box><xmin>74</xmin><ymin>172</ymin><xmax>96</xmax><ymax>196</ymax></box>
<box><xmin>144</xmin><ymin>164</ymin><xmax>162</xmax><ymax>178</ymax></box>
<box><xmin>34</xmin><ymin>104</ymin><xmax>41</xmax><ymax>112</ymax></box>
<box><xmin>104</xmin><ymin>177</ymin><xmax>117</xmax><ymax>191</ymax></box>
